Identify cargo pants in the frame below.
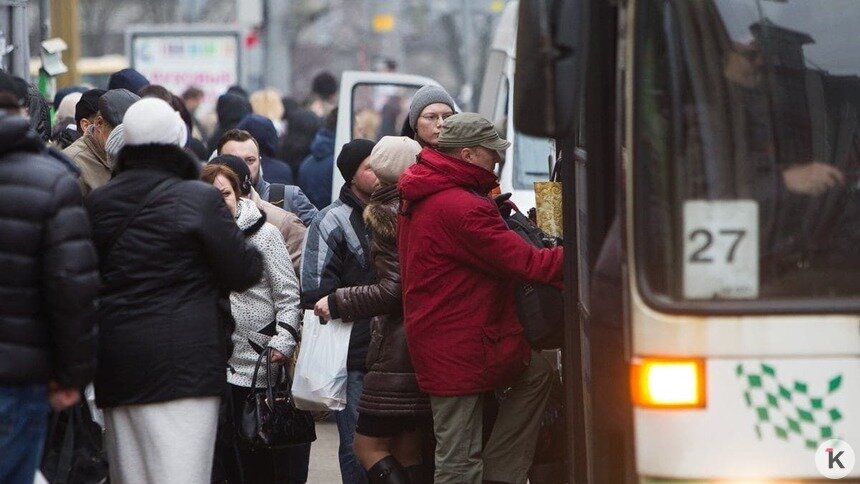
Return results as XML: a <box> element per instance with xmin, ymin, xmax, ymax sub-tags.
<box><xmin>430</xmin><ymin>351</ymin><xmax>553</xmax><ymax>484</ymax></box>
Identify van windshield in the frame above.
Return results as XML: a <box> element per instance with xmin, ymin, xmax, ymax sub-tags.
<box><xmin>634</xmin><ymin>0</ymin><xmax>860</xmax><ymax>308</ymax></box>
<box><xmin>513</xmin><ymin>131</ymin><xmax>553</xmax><ymax>190</ymax></box>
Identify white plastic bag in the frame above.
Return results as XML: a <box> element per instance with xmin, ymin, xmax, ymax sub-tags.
<box><xmin>292</xmin><ymin>310</ymin><xmax>352</xmax><ymax>411</ymax></box>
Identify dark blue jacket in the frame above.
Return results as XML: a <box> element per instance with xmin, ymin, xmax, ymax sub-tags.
<box><xmin>297</xmin><ymin>128</ymin><xmax>335</xmax><ymax>210</ymax></box>
<box><xmin>236</xmin><ymin>114</ymin><xmax>294</xmax><ymax>185</ymax></box>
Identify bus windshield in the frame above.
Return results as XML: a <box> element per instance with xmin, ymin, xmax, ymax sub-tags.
<box><xmin>634</xmin><ymin>0</ymin><xmax>860</xmax><ymax>308</ymax></box>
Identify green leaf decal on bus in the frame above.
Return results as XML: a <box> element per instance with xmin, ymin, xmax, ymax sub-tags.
<box><xmin>737</xmin><ymin>363</ymin><xmax>844</xmax><ymax>451</ymax></box>
<box><xmin>829</xmin><ymin>375</ymin><xmax>842</xmax><ymax>393</ymax></box>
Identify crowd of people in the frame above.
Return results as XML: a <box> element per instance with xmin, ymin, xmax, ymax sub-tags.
<box><xmin>0</xmin><ymin>65</ymin><xmax>563</xmax><ymax>484</ymax></box>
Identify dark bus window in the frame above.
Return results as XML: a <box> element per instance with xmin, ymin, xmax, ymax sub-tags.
<box><xmin>634</xmin><ymin>0</ymin><xmax>860</xmax><ymax>308</ymax></box>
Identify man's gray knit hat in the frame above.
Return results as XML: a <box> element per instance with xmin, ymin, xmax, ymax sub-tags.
<box><xmin>98</xmin><ymin>89</ymin><xmax>140</xmax><ymax>127</ymax></box>
<box><xmin>408</xmin><ymin>85</ymin><xmax>456</xmax><ymax>129</ymax></box>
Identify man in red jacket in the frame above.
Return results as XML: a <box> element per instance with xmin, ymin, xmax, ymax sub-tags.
<box><xmin>397</xmin><ymin>113</ymin><xmax>564</xmax><ymax>484</ymax></box>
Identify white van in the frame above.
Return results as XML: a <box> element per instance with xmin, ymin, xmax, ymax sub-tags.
<box><xmin>333</xmin><ymin>24</ymin><xmax>554</xmax><ymax>214</ymax></box>
<box><xmin>331</xmin><ymin>71</ymin><xmax>451</xmax><ymax>198</ymax></box>
<box><xmin>477</xmin><ymin>0</ymin><xmax>556</xmax><ymax>212</ymax></box>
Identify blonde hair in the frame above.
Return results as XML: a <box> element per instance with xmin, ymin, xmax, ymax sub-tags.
<box><xmin>250</xmin><ymin>88</ymin><xmax>284</xmax><ymax>123</ymax></box>
<box><xmin>353</xmin><ymin>108</ymin><xmax>381</xmax><ymax>141</ymax></box>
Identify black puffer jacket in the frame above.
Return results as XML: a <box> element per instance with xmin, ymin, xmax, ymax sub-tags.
<box><xmin>0</xmin><ymin>114</ymin><xmax>99</xmax><ymax>389</ymax></box>
<box><xmin>87</xmin><ymin>143</ymin><xmax>263</xmax><ymax>408</ymax></box>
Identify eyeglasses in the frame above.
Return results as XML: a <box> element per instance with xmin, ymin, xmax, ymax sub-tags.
<box><xmin>420</xmin><ymin>112</ymin><xmax>454</xmax><ymax>124</ymax></box>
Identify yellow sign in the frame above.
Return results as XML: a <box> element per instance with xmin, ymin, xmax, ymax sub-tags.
<box><xmin>491</xmin><ymin>0</ymin><xmax>505</xmax><ymax>13</ymax></box>
<box><xmin>373</xmin><ymin>14</ymin><xmax>396</xmax><ymax>33</ymax></box>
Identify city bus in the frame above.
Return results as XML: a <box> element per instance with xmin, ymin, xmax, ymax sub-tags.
<box><xmin>514</xmin><ymin>0</ymin><xmax>860</xmax><ymax>481</ymax></box>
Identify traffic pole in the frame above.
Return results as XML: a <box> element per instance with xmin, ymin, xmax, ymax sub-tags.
<box><xmin>51</xmin><ymin>0</ymin><xmax>80</xmax><ymax>87</ymax></box>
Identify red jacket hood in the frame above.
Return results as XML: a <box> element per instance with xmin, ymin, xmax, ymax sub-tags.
<box><xmin>398</xmin><ymin>148</ymin><xmax>498</xmax><ymax>211</ymax></box>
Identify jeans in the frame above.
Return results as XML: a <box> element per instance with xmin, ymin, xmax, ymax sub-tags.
<box><xmin>0</xmin><ymin>384</ymin><xmax>50</xmax><ymax>484</ymax></box>
<box><xmin>335</xmin><ymin>371</ymin><xmax>367</xmax><ymax>484</ymax></box>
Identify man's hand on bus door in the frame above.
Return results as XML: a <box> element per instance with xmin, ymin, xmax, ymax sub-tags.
<box><xmin>782</xmin><ymin>162</ymin><xmax>845</xmax><ymax>196</ymax></box>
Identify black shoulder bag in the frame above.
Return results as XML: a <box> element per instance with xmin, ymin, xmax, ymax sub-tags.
<box><xmin>239</xmin><ymin>348</ymin><xmax>316</xmax><ymax>449</ymax></box>
<box><xmin>269</xmin><ymin>183</ymin><xmax>286</xmax><ymax>209</ymax></box>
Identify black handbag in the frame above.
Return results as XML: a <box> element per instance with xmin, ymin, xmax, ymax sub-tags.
<box><xmin>239</xmin><ymin>348</ymin><xmax>316</xmax><ymax>449</ymax></box>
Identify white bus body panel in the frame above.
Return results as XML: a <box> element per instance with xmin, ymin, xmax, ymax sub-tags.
<box><xmin>630</xmin><ymin>292</ymin><xmax>860</xmax><ymax>479</ymax></box>
<box><xmin>635</xmin><ymin>357</ymin><xmax>860</xmax><ymax>479</ymax></box>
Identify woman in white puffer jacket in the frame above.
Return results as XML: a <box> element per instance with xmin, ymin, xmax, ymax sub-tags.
<box><xmin>201</xmin><ymin>163</ymin><xmax>304</xmax><ymax>483</ymax></box>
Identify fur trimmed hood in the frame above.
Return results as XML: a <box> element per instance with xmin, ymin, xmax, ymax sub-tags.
<box><xmin>363</xmin><ymin>184</ymin><xmax>399</xmax><ymax>240</ymax></box>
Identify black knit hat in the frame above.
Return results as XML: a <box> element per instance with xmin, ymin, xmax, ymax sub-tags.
<box><xmin>210</xmin><ymin>154</ymin><xmax>252</xmax><ymax>195</ymax></box>
<box><xmin>75</xmin><ymin>88</ymin><xmax>106</xmax><ymax>127</ymax></box>
<box><xmin>337</xmin><ymin>139</ymin><xmax>375</xmax><ymax>185</ymax></box>
<box><xmin>311</xmin><ymin>71</ymin><xmax>338</xmax><ymax>98</ymax></box>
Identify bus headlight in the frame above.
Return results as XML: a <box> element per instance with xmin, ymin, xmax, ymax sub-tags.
<box><xmin>631</xmin><ymin>358</ymin><xmax>706</xmax><ymax>408</ymax></box>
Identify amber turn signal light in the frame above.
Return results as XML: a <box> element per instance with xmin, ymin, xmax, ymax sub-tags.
<box><xmin>631</xmin><ymin>357</ymin><xmax>706</xmax><ymax>409</ymax></box>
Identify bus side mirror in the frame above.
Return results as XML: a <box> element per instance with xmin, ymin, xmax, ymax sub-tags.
<box><xmin>514</xmin><ymin>0</ymin><xmax>586</xmax><ymax>138</ymax></box>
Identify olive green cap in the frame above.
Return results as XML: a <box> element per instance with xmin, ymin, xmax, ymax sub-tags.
<box><xmin>437</xmin><ymin>112</ymin><xmax>511</xmax><ymax>152</ymax></box>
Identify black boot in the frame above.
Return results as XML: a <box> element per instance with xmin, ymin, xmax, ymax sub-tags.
<box><xmin>367</xmin><ymin>456</ymin><xmax>411</xmax><ymax>484</ymax></box>
<box><xmin>405</xmin><ymin>463</ymin><xmax>433</xmax><ymax>484</ymax></box>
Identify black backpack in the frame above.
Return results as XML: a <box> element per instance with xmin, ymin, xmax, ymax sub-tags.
<box><xmin>501</xmin><ymin>201</ymin><xmax>565</xmax><ymax>350</ymax></box>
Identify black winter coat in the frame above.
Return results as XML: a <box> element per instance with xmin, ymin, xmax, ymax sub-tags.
<box><xmin>0</xmin><ymin>114</ymin><xmax>99</xmax><ymax>389</ymax></box>
<box><xmin>87</xmin><ymin>144</ymin><xmax>263</xmax><ymax>408</ymax></box>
